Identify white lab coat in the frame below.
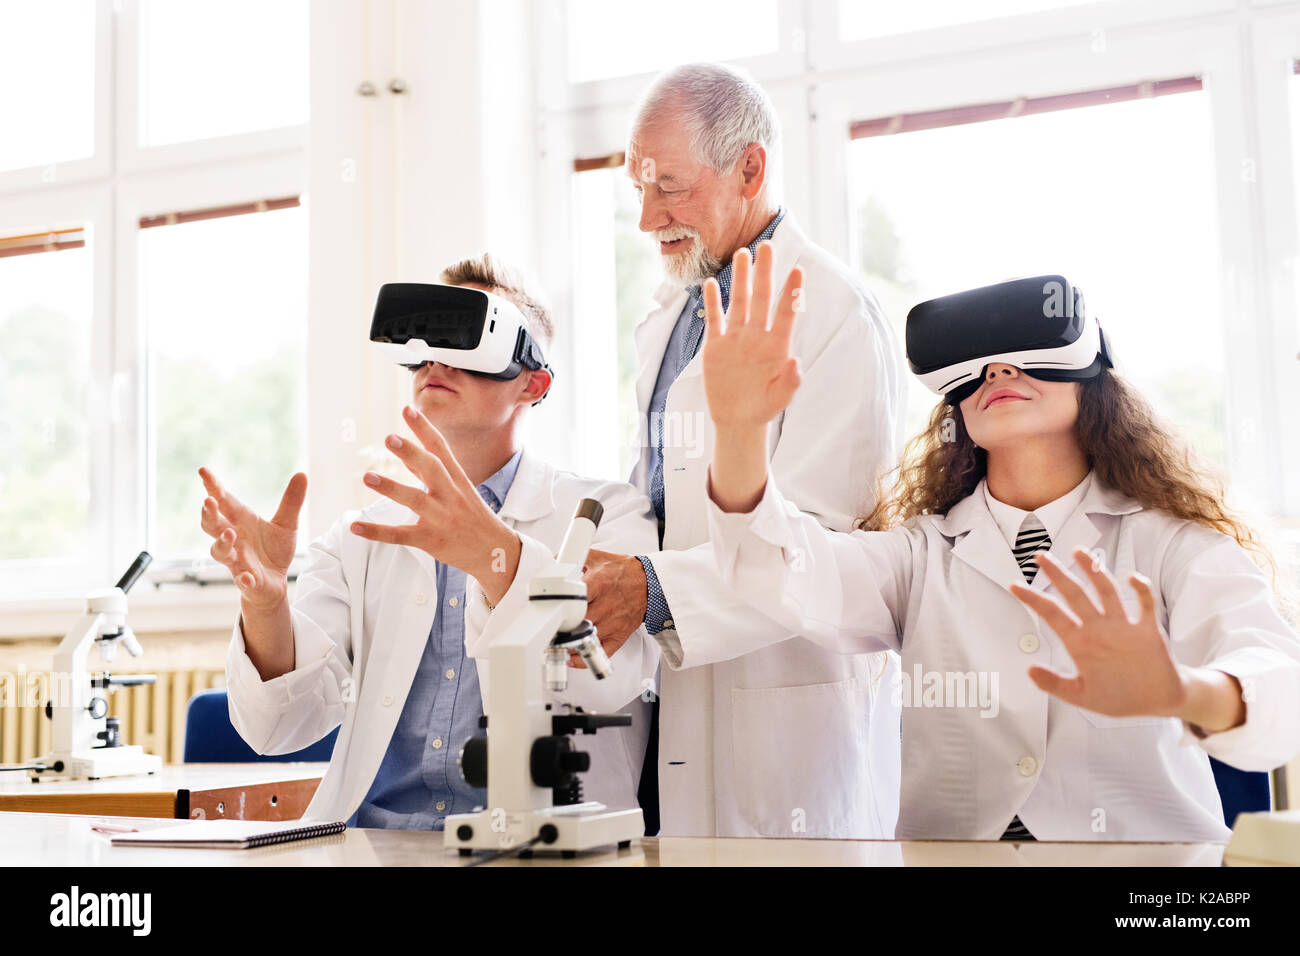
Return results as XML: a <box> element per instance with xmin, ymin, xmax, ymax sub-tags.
<box><xmin>631</xmin><ymin>213</ymin><xmax>907</xmax><ymax>838</ymax></box>
<box><xmin>704</xmin><ymin>470</ymin><xmax>1300</xmax><ymax>842</ymax></box>
<box><xmin>225</xmin><ymin>447</ymin><xmax>661</xmax><ymax>823</ymax></box>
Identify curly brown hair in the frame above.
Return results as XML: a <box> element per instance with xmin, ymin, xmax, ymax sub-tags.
<box><xmin>857</xmin><ymin>368</ymin><xmax>1277</xmax><ymax>580</ymax></box>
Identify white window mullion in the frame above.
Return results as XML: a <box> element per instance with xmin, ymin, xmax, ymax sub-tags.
<box><xmin>1252</xmin><ymin>14</ymin><xmax>1300</xmax><ymax>520</ymax></box>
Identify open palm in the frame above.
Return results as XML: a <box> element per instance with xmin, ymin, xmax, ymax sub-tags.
<box><xmin>701</xmin><ymin>241</ymin><xmax>804</xmax><ymax>429</ymax></box>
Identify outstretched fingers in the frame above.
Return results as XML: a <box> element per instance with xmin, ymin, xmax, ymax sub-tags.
<box><xmin>198</xmin><ymin>467</ymin><xmax>254</xmax><ymax>525</ymax></box>
<box><xmin>401</xmin><ymin>406</ymin><xmax>472</xmax><ymax>490</ymax></box>
<box><xmin>1009</xmin><ymin>582</ymin><xmax>1082</xmax><ymax>647</ymax></box>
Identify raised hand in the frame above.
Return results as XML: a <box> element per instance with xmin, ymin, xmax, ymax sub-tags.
<box><xmin>1009</xmin><ymin>548</ymin><xmax>1245</xmax><ymax>732</ymax></box>
<box><xmin>701</xmin><ymin>241</ymin><xmax>804</xmax><ymax>514</ymax></box>
<box><xmin>199</xmin><ymin>468</ymin><xmax>306</xmax><ymax>611</ymax></box>
<box><xmin>701</xmin><ymin>241</ymin><xmax>804</xmax><ymax>429</ymax></box>
<box><xmin>349</xmin><ymin>405</ymin><xmax>522</xmax><ymax>605</ymax></box>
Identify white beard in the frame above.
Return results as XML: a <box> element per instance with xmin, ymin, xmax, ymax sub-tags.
<box><xmin>654</xmin><ymin>227</ymin><xmax>723</xmax><ymax>285</ymax></box>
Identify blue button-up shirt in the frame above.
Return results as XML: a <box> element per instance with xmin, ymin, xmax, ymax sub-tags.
<box><xmin>639</xmin><ymin>208</ymin><xmax>787</xmax><ymax>634</ymax></box>
<box><xmin>348</xmin><ymin>449</ymin><xmax>523</xmax><ymax>830</ymax></box>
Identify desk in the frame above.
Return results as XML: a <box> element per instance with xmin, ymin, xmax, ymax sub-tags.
<box><xmin>0</xmin><ymin>764</ymin><xmax>326</xmax><ymax>820</ymax></box>
<box><xmin>0</xmin><ymin>811</ymin><xmax>1229</xmax><ymax>866</ymax></box>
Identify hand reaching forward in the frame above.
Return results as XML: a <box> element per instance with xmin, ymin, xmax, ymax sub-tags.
<box><xmin>701</xmin><ymin>241</ymin><xmax>804</xmax><ymax>430</ymax></box>
<box><xmin>1010</xmin><ymin>547</ymin><xmax>1245</xmax><ymax>733</ymax></box>
<box><xmin>199</xmin><ymin>467</ymin><xmax>307</xmax><ymax>610</ymax></box>
<box><xmin>348</xmin><ymin>405</ymin><xmax>522</xmax><ymax>605</ymax></box>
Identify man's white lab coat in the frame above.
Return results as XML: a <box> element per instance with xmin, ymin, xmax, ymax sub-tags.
<box><xmin>226</xmin><ymin>447</ymin><xmax>661</xmax><ymax>823</ymax></box>
<box><xmin>631</xmin><ymin>213</ymin><xmax>907</xmax><ymax>838</ymax></box>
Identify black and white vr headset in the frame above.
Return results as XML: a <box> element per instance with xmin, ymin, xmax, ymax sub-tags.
<box><xmin>369</xmin><ymin>282</ymin><xmax>552</xmax><ymax>389</ymax></box>
<box><xmin>906</xmin><ymin>275</ymin><xmax>1113</xmax><ymax>405</ymax></box>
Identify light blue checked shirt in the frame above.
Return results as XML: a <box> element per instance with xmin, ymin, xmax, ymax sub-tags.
<box><xmin>348</xmin><ymin>449</ymin><xmax>522</xmax><ymax>830</ymax></box>
<box><xmin>638</xmin><ymin>207</ymin><xmax>786</xmax><ymax>634</ymax></box>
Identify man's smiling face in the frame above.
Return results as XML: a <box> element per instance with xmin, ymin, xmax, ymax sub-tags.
<box><xmin>625</xmin><ymin>113</ymin><xmax>752</xmax><ymax>284</ymax></box>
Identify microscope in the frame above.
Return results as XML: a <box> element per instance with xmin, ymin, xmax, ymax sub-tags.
<box><xmin>28</xmin><ymin>552</ymin><xmax>162</xmax><ymax>782</ymax></box>
<box><xmin>446</xmin><ymin>499</ymin><xmax>645</xmax><ymax>858</ymax></box>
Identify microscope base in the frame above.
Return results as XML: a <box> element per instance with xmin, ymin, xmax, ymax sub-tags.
<box><xmin>28</xmin><ymin>746</ymin><xmax>162</xmax><ymax>782</ymax></box>
<box><xmin>445</xmin><ymin>804</ymin><xmax>644</xmax><ymax>856</ymax></box>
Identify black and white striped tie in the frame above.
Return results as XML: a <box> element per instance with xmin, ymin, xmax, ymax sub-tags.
<box><xmin>1012</xmin><ymin>514</ymin><xmax>1051</xmax><ymax>584</ymax></box>
<box><xmin>1002</xmin><ymin>515</ymin><xmax>1051</xmax><ymax>842</ymax></box>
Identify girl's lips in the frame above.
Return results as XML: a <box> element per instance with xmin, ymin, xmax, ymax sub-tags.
<box><xmin>986</xmin><ymin>395</ymin><xmax>1028</xmax><ymax>408</ymax></box>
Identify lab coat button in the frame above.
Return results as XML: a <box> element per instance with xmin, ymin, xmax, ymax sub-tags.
<box><xmin>1018</xmin><ymin>632</ymin><xmax>1039</xmax><ymax>654</ymax></box>
<box><xmin>1018</xmin><ymin>756</ymin><xmax>1038</xmax><ymax>777</ymax></box>
<box><xmin>382</xmin><ymin>694</ymin><xmax>394</xmax><ymax>707</ymax></box>
<box><xmin>414</xmin><ymin>593</ymin><xmax>427</xmax><ymax>606</ymax></box>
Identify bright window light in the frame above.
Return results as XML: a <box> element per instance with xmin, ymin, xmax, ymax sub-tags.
<box><xmin>138</xmin><ymin>0</ymin><xmax>309</xmax><ymax>146</ymax></box>
<box><xmin>139</xmin><ymin>204</ymin><xmax>308</xmax><ymax>557</ymax></box>
<box><xmin>840</xmin><ymin>0</ymin><xmax>1102</xmax><ymax>41</ymax></box>
<box><xmin>849</xmin><ymin>90</ymin><xmax>1225</xmax><ymax>466</ymax></box>
<box><xmin>0</xmin><ymin>236</ymin><xmax>95</xmax><ymax>564</ymax></box>
<box><xmin>0</xmin><ymin>0</ymin><xmax>95</xmax><ymax>172</ymax></box>
<box><xmin>569</xmin><ymin>165</ymin><xmax>662</xmax><ymax>479</ymax></box>
<box><xmin>565</xmin><ymin>0</ymin><xmax>778</xmax><ymax>83</ymax></box>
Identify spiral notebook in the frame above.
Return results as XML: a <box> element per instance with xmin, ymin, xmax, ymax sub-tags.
<box><xmin>111</xmin><ymin>819</ymin><xmax>345</xmax><ymax>849</ymax></box>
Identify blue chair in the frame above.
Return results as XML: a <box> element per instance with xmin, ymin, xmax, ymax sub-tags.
<box><xmin>183</xmin><ymin>688</ymin><xmax>337</xmax><ymax>763</ymax></box>
<box><xmin>1210</xmin><ymin>757</ymin><xmax>1270</xmax><ymax>827</ymax></box>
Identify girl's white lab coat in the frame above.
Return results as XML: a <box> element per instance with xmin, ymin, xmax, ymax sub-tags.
<box><xmin>225</xmin><ymin>448</ymin><xmax>661</xmax><ymax>823</ymax></box>
<box><xmin>702</xmin><ymin>470</ymin><xmax>1300</xmax><ymax>841</ymax></box>
<box><xmin>630</xmin><ymin>213</ymin><xmax>907</xmax><ymax>839</ymax></box>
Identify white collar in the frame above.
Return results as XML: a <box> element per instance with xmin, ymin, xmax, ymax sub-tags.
<box><xmin>981</xmin><ymin>471</ymin><xmax>1095</xmax><ymax>550</ymax></box>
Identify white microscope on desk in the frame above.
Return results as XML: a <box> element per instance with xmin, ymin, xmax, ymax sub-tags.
<box><xmin>445</xmin><ymin>499</ymin><xmax>645</xmax><ymax>859</ymax></box>
<box><xmin>27</xmin><ymin>551</ymin><xmax>162</xmax><ymax>782</ymax></box>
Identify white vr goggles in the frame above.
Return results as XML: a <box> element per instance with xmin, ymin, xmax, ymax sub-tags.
<box><xmin>906</xmin><ymin>275</ymin><xmax>1113</xmax><ymax>405</ymax></box>
<box><xmin>369</xmin><ymin>283</ymin><xmax>552</xmax><ymax>387</ymax></box>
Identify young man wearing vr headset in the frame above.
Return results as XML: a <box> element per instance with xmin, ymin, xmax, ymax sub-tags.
<box><xmin>694</xmin><ymin>254</ymin><xmax>1300</xmax><ymax>842</ymax></box>
<box><xmin>202</xmin><ymin>254</ymin><xmax>660</xmax><ymax>827</ymax></box>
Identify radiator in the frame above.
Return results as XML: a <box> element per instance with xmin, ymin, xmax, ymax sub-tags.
<box><xmin>0</xmin><ymin>667</ymin><xmax>226</xmax><ymax>765</ymax></box>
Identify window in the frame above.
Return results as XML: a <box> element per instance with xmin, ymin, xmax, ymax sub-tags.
<box><xmin>849</xmin><ymin>80</ymin><xmax>1226</xmax><ymax>468</ymax></box>
<box><xmin>0</xmin><ymin>230</ymin><xmax>96</xmax><ymax>562</ymax></box>
<box><xmin>139</xmin><ymin>200</ymin><xmax>307</xmax><ymax>558</ymax></box>
<box><xmin>568</xmin><ymin>158</ymin><xmax>660</xmax><ymax>480</ymax></box>
<box><xmin>839</xmin><ymin>0</ymin><xmax>1104</xmax><ymax>41</ymax></box>
<box><xmin>0</xmin><ymin>0</ymin><xmax>96</xmax><ymax>172</ymax></box>
<box><xmin>564</xmin><ymin>0</ymin><xmax>779</xmax><ymax>83</ymax></box>
<box><xmin>136</xmin><ymin>0</ymin><xmax>309</xmax><ymax>146</ymax></box>
<box><xmin>0</xmin><ymin>1</ymin><xmax>308</xmax><ymax>597</ymax></box>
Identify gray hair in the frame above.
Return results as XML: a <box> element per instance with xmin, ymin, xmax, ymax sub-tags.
<box><xmin>632</xmin><ymin>62</ymin><xmax>782</xmax><ymax>192</ymax></box>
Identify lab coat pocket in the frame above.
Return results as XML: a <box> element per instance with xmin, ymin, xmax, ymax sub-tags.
<box><xmin>1077</xmin><ymin>706</ymin><xmax>1170</xmax><ymax>729</ymax></box>
<box><xmin>730</xmin><ymin>677</ymin><xmax>877</xmax><ymax>838</ymax></box>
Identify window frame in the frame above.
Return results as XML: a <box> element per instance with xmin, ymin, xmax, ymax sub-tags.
<box><xmin>0</xmin><ymin>0</ymin><xmax>309</xmax><ymax>602</ymax></box>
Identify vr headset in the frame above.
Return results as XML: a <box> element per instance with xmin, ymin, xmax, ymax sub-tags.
<box><xmin>906</xmin><ymin>275</ymin><xmax>1113</xmax><ymax>405</ymax></box>
<box><xmin>369</xmin><ymin>282</ymin><xmax>553</xmax><ymax>390</ymax></box>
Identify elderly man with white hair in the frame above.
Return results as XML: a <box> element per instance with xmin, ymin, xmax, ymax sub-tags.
<box><xmin>581</xmin><ymin>61</ymin><xmax>906</xmax><ymax>839</ymax></box>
